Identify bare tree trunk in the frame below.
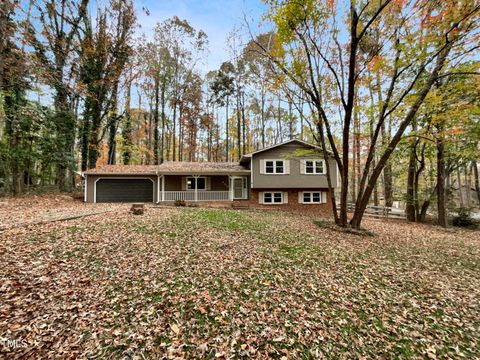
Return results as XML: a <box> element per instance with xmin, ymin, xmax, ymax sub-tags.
<box><xmin>261</xmin><ymin>89</ymin><xmax>266</xmax><ymax>148</ymax></box>
<box><xmin>465</xmin><ymin>166</ymin><xmax>471</xmax><ymax>208</ymax></box>
<box><xmin>353</xmin><ymin>94</ymin><xmax>361</xmax><ymax>204</ymax></box>
<box><xmin>122</xmin><ymin>80</ymin><xmax>133</xmax><ymax>165</ymax></box>
<box><xmin>225</xmin><ymin>97</ymin><xmax>229</xmax><ymax>162</ymax></box>
<box><xmin>107</xmin><ymin>82</ymin><xmax>119</xmax><ymax>165</ymax></box>
<box><xmin>160</xmin><ymin>85</ymin><xmax>166</xmax><ymax>164</ymax></box>
<box><xmin>236</xmin><ymin>92</ymin><xmax>242</xmax><ymax>160</ymax></box>
<box><xmin>153</xmin><ymin>77</ymin><xmax>160</xmax><ymax>165</ymax></box>
<box><xmin>288</xmin><ymin>98</ymin><xmax>293</xmax><ymax>139</ymax></box>
<box><xmin>299</xmin><ymin>99</ymin><xmax>304</xmax><ymax>141</ymax></box>
<box><xmin>242</xmin><ymin>92</ymin><xmax>246</xmax><ymax>156</ymax></box>
<box><xmin>437</xmin><ymin>134</ymin><xmax>447</xmax><ymax>227</ymax></box>
<box><xmin>473</xmin><ymin>161</ymin><xmax>480</xmax><ymax>204</ymax></box>
<box><xmin>146</xmin><ymin>97</ymin><xmax>153</xmax><ymax>165</ymax></box>
<box><xmin>172</xmin><ymin>100</ymin><xmax>177</xmax><ymax>161</ymax></box>
<box><xmin>406</xmin><ymin>136</ymin><xmax>417</xmax><ymax>222</ymax></box>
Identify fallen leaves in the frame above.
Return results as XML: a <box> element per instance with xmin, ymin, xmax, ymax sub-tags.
<box><xmin>170</xmin><ymin>324</ymin><xmax>180</xmax><ymax>335</ymax></box>
<box><xmin>0</xmin><ymin>196</ymin><xmax>479</xmax><ymax>358</ymax></box>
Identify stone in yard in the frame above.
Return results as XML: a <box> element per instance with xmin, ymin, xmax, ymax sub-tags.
<box><xmin>130</xmin><ymin>203</ymin><xmax>144</xmax><ymax>215</ymax></box>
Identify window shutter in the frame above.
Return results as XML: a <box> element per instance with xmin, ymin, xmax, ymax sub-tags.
<box><xmin>259</xmin><ymin>192</ymin><xmax>264</xmax><ymax>204</ymax></box>
<box><xmin>322</xmin><ymin>191</ymin><xmax>327</xmax><ymax>203</ymax></box>
<box><xmin>283</xmin><ymin>192</ymin><xmax>288</xmax><ymax>204</ymax></box>
<box><xmin>206</xmin><ymin>177</ymin><xmax>211</xmax><ymax>190</ymax></box>
<box><xmin>181</xmin><ymin>177</ymin><xmax>186</xmax><ymax>191</ymax></box>
<box><xmin>298</xmin><ymin>191</ymin><xmax>303</xmax><ymax>204</ymax></box>
<box><xmin>259</xmin><ymin>159</ymin><xmax>265</xmax><ymax>174</ymax></box>
<box><xmin>300</xmin><ymin>160</ymin><xmax>305</xmax><ymax>174</ymax></box>
<box><xmin>284</xmin><ymin>160</ymin><xmax>290</xmax><ymax>174</ymax></box>
<box><xmin>321</xmin><ymin>160</ymin><xmax>327</xmax><ymax>174</ymax></box>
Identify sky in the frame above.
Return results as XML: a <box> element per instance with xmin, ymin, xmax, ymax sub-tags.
<box><xmin>134</xmin><ymin>0</ymin><xmax>269</xmax><ymax>73</ymax></box>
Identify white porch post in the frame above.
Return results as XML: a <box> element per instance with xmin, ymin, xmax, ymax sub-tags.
<box><xmin>161</xmin><ymin>175</ymin><xmax>165</xmax><ymax>202</ymax></box>
<box><xmin>229</xmin><ymin>176</ymin><xmax>233</xmax><ymax>201</ymax></box>
<box><xmin>194</xmin><ymin>175</ymin><xmax>198</xmax><ymax>202</ymax></box>
<box><xmin>156</xmin><ymin>172</ymin><xmax>160</xmax><ymax>203</ymax></box>
<box><xmin>83</xmin><ymin>174</ymin><xmax>87</xmax><ymax>202</ymax></box>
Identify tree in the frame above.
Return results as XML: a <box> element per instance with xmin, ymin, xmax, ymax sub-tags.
<box><xmin>79</xmin><ymin>0</ymin><xmax>136</xmax><ymax>170</ymax></box>
<box><xmin>25</xmin><ymin>0</ymin><xmax>89</xmax><ymax>190</ymax></box>
<box><xmin>256</xmin><ymin>0</ymin><xmax>480</xmax><ymax>228</ymax></box>
<box><xmin>210</xmin><ymin>62</ymin><xmax>235</xmax><ymax>162</ymax></box>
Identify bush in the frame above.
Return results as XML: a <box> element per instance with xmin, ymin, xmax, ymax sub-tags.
<box><xmin>174</xmin><ymin>199</ymin><xmax>186</xmax><ymax>207</ymax></box>
<box><xmin>452</xmin><ymin>208</ymin><xmax>475</xmax><ymax>228</ymax></box>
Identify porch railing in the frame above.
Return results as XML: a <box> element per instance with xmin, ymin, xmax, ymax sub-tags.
<box><xmin>163</xmin><ymin>191</ymin><xmax>230</xmax><ymax>201</ymax></box>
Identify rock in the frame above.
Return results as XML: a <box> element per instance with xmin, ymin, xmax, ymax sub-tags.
<box><xmin>130</xmin><ymin>203</ymin><xmax>144</xmax><ymax>215</ymax></box>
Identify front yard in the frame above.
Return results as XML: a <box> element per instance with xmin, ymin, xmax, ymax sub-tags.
<box><xmin>1</xmin><ymin>197</ymin><xmax>479</xmax><ymax>358</ymax></box>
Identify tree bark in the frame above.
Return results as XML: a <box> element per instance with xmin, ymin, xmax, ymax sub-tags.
<box><xmin>437</xmin><ymin>134</ymin><xmax>447</xmax><ymax>227</ymax></box>
<box><xmin>406</xmin><ymin>137</ymin><xmax>417</xmax><ymax>222</ymax></box>
<box><xmin>153</xmin><ymin>77</ymin><xmax>160</xmax><ymax>165</ymax></box>
<box><xmin>225</xmin><ymin>96</ymin><xmax>230</xmax><ymax>162</ymax></box>
<box><xmin>473</xmin><ymin>161</ymin><xmax>480</xmax><ymax>204</ymax></box>
<box><xmin>350</xmin><ymin>43</ymin><xmax>452</xmax><ymax>229</ymax></box>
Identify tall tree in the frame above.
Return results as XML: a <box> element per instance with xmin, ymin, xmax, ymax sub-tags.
<box><xmin>26</xmin><ymin>0</ymin><xmax>89</xmax><ymax>189</ymax></box>
<box><xmin>257</xmin><ymin>0</ymin><xmax>480</xmax><ymax>228</ymax></box>
<box><xmin>79</xmin><ymin>0</ymin><xmax>136</xmax><ymax>170</ymax></box>
<box><xmin>211</xmin><ymin>62</ymin><xmax>235</xmax><ymax>162</ymax></box>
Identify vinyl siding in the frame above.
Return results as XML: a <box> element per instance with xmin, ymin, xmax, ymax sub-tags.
<box><xmin>251</xmin><ymin>143</ymin><xmax>337</xmax><ymax>189</ymax></box>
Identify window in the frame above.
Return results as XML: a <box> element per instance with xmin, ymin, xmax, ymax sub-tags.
<box><xmin>302</xmin><ymin>192</ymin><xmax>324</xmax><ymax>204</ymax></box>
<box><xmin>304</xmin><ymin>160</ymin><xmax>325</xmax><ymax>174</ymax></box>
<box><xmin>186</xmin><ymin>177</ymin><xmax>206</xmax><ymax>190</ymax></box>
<box><xmin>264</xmin><ymin>160</ymin><xmax>286</xmax><ymax>174</ymax></box>
<box><xmin>263</xmin><ymin>192</ymin><xmax>283</xmax><ymax>204</ymax></box>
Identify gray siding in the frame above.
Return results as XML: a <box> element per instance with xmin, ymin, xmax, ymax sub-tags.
<box><xmin>251</xmin><ymin>143</ymin><xmax>337</xmax><ymax>189</ymax></box>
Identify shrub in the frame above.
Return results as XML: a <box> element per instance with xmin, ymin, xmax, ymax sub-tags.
<box><xmin>174</xmin><ymin>199</ymin><xmax>186</xmax><ymax>207</ymax></box>
<box><xmin>452</xmin><ymin>207</ymin><xmax>475</xmax><ymax>228</ymax></box>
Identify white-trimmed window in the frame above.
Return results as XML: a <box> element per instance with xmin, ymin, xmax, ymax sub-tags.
<box><xmin>299</xmin><ymin>191</ymin><xmax>327</xmax><ymax>204</ymax></box>
<box><xmin>263</xmin><ymin>160</ymin><xmax>288</xmax><ymax>174</ymax></box>
<box><xmin>186</xmin><ymin>177</ymin><xmax>206</xmax><ymax>190</ymax></box>
<box><xmin>302</xmin><ymin>159</ymin><xmax>326</xmax><ymax>174</ymax></box>
<box><xmin>261</xmin><ymin>192</ymin><xmax>287</xmax><ymax>204</ymax></box>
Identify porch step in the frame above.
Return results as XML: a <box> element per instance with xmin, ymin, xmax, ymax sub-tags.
<box><xmin>232</xmin><ymin>202</ymin><xmax>250</xmax><ymax>210</ymax></box>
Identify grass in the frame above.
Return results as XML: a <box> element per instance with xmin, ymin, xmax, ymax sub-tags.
<box><xmin>1</xmin><ymin>207</ymin><xmax>479</xmax><ymax>358</ymax></box>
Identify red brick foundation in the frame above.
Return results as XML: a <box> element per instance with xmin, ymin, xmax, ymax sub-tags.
<box><xmin>237</xmin><ymin>189</ymin><xmax>333</xmax><ymax>217</ymax></box>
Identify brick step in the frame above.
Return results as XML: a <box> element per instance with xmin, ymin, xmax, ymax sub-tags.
<box><xmin>232</xmin><ymin>202</ymin><xmax>250</xmax><ymax>210</ymax></box>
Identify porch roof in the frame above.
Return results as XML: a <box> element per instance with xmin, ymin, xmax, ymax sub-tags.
<box><xmin>84</xmin><ymin>162</ymin><xmax>250</xmax><ymax>176</ymax></box>
<box><xmin>158</xmin><ymin>161</ymin><xmax>250</xmax><ymax>175</ymax></box>
<box><xmin>84</xmin><ymin>164</ymin><xmax>158</xmax><ymax>175</ymax></box>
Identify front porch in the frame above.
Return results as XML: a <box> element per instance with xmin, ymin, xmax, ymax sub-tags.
<box><xmin>158</xmin><ymin>175</ymin><xmax>249</xmax><ymax>202</ymax></box>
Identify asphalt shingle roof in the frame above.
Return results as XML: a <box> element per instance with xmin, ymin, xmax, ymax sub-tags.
<box><xmin>84</xmin><ymin>162</ymin><xmax>250</xmax><ymax>175</ymax></box>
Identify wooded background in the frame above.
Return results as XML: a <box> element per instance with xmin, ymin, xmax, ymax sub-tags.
<box><xmin>0</xmin><ymin>0</ymin><xmax>479</xmax><ymax>228</ymax></box>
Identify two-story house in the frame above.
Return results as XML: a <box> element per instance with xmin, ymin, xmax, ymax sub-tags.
<box><xmin>83</xmin><ymin>139</ymin><xmax>338</xmax><ymax>211</ymax></box>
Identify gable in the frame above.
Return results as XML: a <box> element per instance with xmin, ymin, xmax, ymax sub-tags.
<box><xmin>252</xmin><ymin>142</ymin><xmax>322</xmax><ymax>160</ymax></box>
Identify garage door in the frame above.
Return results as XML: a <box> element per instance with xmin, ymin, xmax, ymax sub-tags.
<box><xmin>96</xmin><ymin>178</ymin><xmax>154</xmax><ymax>203</ymax></box>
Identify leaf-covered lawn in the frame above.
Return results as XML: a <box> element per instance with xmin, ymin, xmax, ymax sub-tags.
<box><xmin>1</xmin><ymin>204</ymin><xmax>479</xmax><ymax>358</ymax></box>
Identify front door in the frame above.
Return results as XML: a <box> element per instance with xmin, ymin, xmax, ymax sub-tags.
<box><xmin>233</xmin><ymin>177</ymin><xmax>245</xmax><ymax>199</ymax></box>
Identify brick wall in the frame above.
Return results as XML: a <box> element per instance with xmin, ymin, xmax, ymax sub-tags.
<box><xmin>237</xmin><ymin>189</ymin><xmax>333</xmax><ymax>217</ymax></box>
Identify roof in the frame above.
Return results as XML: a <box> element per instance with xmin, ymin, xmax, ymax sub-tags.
<box><xmin>84</xmin><ymin>165</ymin><xmax>158</xmax><ymax>175</ymax></box>
<box><xmin>158</xmin><ymin>161</ymin><xmax>250</xmax><ymax>175</ymax></box>
<box><xmin>84</xmin><ymin>162</ymin><xmax>250</xmax><ymax>176</ymax></box>
<box><xmin>240</xmin><ymin>139</ymin><xmax>322</xmax><ymax>163</ymax></box>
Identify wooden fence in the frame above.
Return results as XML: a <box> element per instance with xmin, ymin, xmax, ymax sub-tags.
<box><xmin>337</xmin><ymin>203</ymin><xmax>406</xmax><ymax>220</ymax></box>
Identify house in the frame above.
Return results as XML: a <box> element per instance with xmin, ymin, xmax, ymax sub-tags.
<box><xmin>83</xmin><ymin>139</ymin><xmax>339</xmax><ymax>210</ymax></box>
